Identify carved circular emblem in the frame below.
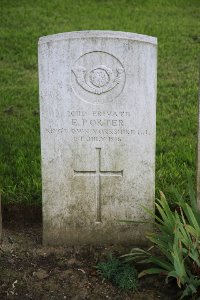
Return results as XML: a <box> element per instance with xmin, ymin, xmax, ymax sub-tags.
<box><xmin>89</xmin><ymin>67</ymin><xmax>110</xmax><ymax>87</ymax></box>
<box><xmin>71</xmin><ymin>51</ymin><xmax>126</xmax><ymax>104</ymax></box>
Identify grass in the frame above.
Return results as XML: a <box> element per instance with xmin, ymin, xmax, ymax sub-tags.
<box><xmin>96</xmin><ymin>255</ymin><xmax>138</xmax><ymax>291</ymax></box>
<box><xmin>0</xmin><ymin>0</ymin><xmax>200</xmax><ymax>204</ymax></box>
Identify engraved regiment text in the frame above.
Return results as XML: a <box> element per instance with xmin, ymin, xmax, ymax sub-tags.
<box><xmin>45</xmin><ymin>110</ymin><xmax>151</xmax><ymax>143</ymax></box>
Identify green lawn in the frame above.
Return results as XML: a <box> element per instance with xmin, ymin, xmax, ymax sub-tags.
<box><xmin>0</xmin><ymin>0</ymin><xmax>200</xmax><ymax>205</ymax></box>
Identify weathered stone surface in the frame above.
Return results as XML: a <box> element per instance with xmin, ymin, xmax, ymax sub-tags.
<box><xmin>38</xmin><ymin>31</ymin><xmax>157</xmax><ymax>245</ymax></box>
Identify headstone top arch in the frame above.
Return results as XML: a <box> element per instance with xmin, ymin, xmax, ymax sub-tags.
<box><xmin>38</xmin><ymin>30</ymin><xmax>157</xmax><ymax>45</ymax></box>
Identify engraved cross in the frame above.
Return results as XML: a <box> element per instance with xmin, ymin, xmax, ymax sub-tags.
<box><xmin>74</xmin><ymin>148</ymin><xmax>123</xmax><ymax>223</ymax></box>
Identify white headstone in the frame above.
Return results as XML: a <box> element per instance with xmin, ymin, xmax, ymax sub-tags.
<box><xmin>39</xmin><ymin>31</ymin><xmax>157</xmax><ymax>245</ymax></box>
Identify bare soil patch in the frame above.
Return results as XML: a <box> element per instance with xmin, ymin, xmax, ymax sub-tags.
<box><xmin>0</xmin><ymin>220</ymin><xmax>180</xmax><ymax>300</ymax></box>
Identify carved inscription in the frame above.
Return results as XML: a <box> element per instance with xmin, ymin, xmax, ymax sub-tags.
<box><xmin>71</xmin><ymin>51</ymin><xmax>126</xmax><ymax>104</ymax></box>
<box><xmin>45</xmin><ymin>110</ymin><xmax>151</xmax><ymax>142</ymax></box>
<box><xmin>74</xmin><ymin>148</ymin><xmax>123</xmax><ymax>222</ymax></box>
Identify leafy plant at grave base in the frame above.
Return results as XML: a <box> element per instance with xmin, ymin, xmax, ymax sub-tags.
<box><xmin>122</xmin><ymin>181</ymin><xmax>200</xmax><ymax>299</ymax></box>
<box><xmin>96</xmin><ymin>254</ymin><xmax>138</xmax><ymax>291</ymax></box>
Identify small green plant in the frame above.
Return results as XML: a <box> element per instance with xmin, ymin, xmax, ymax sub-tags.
<box><xmin>122</xmin><ymin>183</ymin><xmax>200</xmax><ymax>299</ymax></box>
<box><xmin>113</xmin><ymin>263</ymin><xmax>138</xmax><ymax>291</ymax></box>
<box><xmin>96</xmin><ymin>255</ymin><xmax>121</xmax><ymax>281</ymax></box>
<box><xmin>96</xmin><ymin>255</ymin><xmax>138</xmax><ymax>291</ymax></box>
